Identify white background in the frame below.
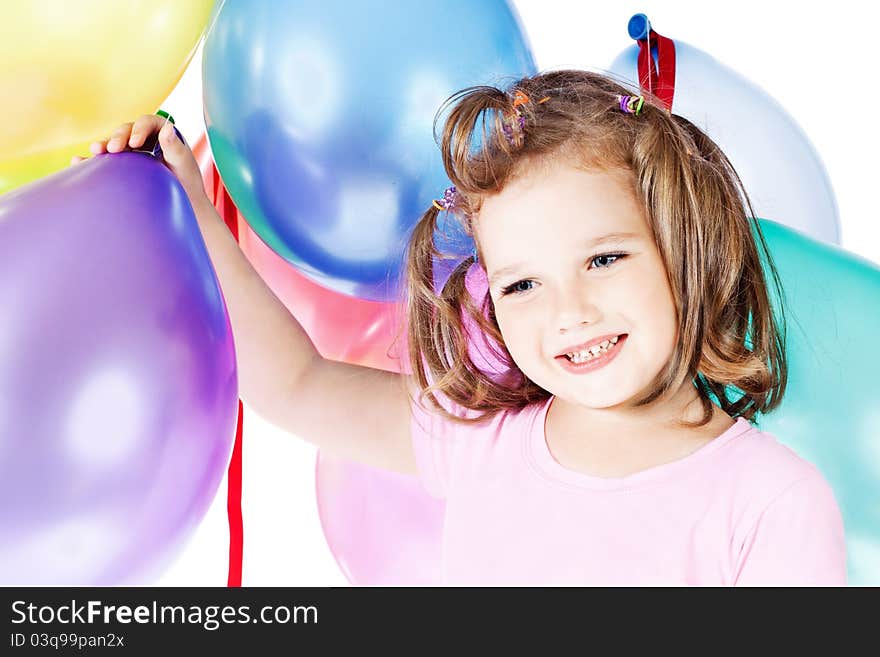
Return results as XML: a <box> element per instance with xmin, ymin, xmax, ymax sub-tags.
<box><xmin>153</xmin><ymin>0</ymin><xmax>879</xmax><ymax>586</ymax></box>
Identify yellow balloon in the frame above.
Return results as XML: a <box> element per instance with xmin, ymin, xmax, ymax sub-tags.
<box><xmin>0</xmin><ymin>0</ymin><xmax>215</xmax><ymax>161</ymax></box>
<box><xmin>0</xmin><ymin>141</ymin><xmax>93</xmax><ymax>195</ymax></box>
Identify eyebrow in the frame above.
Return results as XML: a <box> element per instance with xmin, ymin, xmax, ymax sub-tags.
<box><xmin>488</xmin><ymin>231</ymin><xmax>642</xmax><ymax>287</ymax></box>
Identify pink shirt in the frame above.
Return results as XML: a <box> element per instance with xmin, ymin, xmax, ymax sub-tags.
<box><xmin>409</xmin><ymin>392</ymin><xmax>847</xmax><ymax>586</ymax></box>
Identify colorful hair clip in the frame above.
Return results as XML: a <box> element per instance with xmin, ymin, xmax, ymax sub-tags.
<box><xmin>501</xmin><ymin>113</ymin><xmax>524</xmax><ymax>144</ymax></box>
<box><xmin>502</xmin><ymin>91</ymin><xmax>551</xmax><ymax>144</ymax></box>
<box><xmin>431</xmin><ymin>186</ymin><xmax>478</xmax><ymax>264</ymax></box>
<box><xmin>512</xmin><ymin>89</ymin><xmax>530</xmax><ymax>108</ymax></box>
<box><xmin>617</xmin><ymin>94</ymin><xmax>645</xmax><ymax>115</ymax></box>
<box><xmin>432</xmin><ymin>185</ymin><xmax>458</xmax><ymax>212</ymax></box>
<box><xmin>511</xmin><ymin>90</ymin><xmax>552</xmax><ymax>108</ymax></box>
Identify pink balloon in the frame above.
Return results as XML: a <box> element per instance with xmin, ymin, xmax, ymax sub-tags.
<box><xmin>237</xmin><ymin>220</ymin><xmax>406</xmax><ymax>371</ymax></box>
<box><xmin>314</xmin><ymin>453</ymin><xmax>446</xmax><ymax>585</ymax></box>
<box><xmin>195</xmin><ymin>135</ymin><xmax>447</xmax><ymax>585</ymax></box>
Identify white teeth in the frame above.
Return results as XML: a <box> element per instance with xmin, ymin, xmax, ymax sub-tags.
<box><xmin>564</xmin><ymin>335</ymin><xmax>620</xmax><ymax>363</ymax></box>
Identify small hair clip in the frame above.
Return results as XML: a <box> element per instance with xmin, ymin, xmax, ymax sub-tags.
<box><xmin>617</xmin><ymin>94</ymin><xmax>645</xmax><ymax>115</ymax></box>
<box><xmin>501</xmin><ymin>109</ymin><xmax>525</xmax><ymax>144</ymax></box>
<box><xmin>432</xmin><ymin>185</ymin><xmax>458</xmax><ymax>212</ymax></box>
<box><xmin>431</xmin><ymin>186</ymin><xmax>478</xmax><ymax>264</ymax></box>
<box><xmin>511</xmin><ymin>89</ymin><xmax>530</xmax><ymax>108</ymax></box>
<box><xmin>511</xmin><ymin>90</ymin><xmax>552</xmax><ymax>108</ymax></box>
<box><xmin>502</xmin><ymin>90</ymin><xmax>551</xmax><ymax>144</ymax></box>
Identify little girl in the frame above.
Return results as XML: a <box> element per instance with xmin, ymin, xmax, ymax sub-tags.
<box><xmin>80</xmin><ymin>69</ymin><xmax>846</xmax><ymax>586</ymax></box>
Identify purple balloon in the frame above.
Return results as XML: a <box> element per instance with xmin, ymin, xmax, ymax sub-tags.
<box><xmin>0</xmin><ymin>153</ymin><xmax>238</xmax><ymax>585</ymax></box>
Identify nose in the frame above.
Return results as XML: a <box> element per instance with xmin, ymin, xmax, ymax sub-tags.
<box><xmin>551</xmin><ymin>281</ymin><xmax>600</xmax><ymax>334</ymax></box>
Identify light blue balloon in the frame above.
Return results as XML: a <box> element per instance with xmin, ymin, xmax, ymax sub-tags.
<box><xmin>608</xmin><ymin>22</ymin><xmax>841</xmax><ymax>247</ymax></box>
<box><xmin>203</xmin><ymin>0</ymin><xmax>536</xmax><ymax>301</ymax></box>
<box><xmin>750</xmin><ymin>219</ymin><xmax>880</xmax><ymax>586</ymax></box>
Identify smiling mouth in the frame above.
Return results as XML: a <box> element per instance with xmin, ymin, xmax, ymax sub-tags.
<box><xmin>557</xmin><ymin>334</ymin><xmax>626</xmax><ymax>363</ymax></box>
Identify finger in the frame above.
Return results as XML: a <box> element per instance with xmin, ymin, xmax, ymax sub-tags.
<box><xmin>159</xmin><ymin>120</ymin><xmax>174</xmax><ymax>142</ymax></box>
<box><xmin>159</xmin><ymin>120</ymin><xmax>184</xmax><ymax>152</ymax></box>
<box><xmin>106</xmin><ymin>122</ymin><xmax>134</xmax><ymax>152</ymax></box>
<box><xmin>70</xmin><ymin>155</ymin><xmax>85</xmax><ymax>165</ymax></box>
<box><xmin>129</xmin><ymin>114</ymin><xmax>164</xmax><ymax>148</ymax></box>
<box><xmin>90</xmin><ymin>140</ymin><xmax>108</xmax><ymax>155</ymax></box>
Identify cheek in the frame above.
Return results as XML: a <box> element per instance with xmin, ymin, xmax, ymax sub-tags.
<box><xmin>628</xmin><ymin>268</ymin><xmax>679</xmax><ymax>348</ymax></box>
<box><xmin>494</xmin><ymin>307</ymin><xmax>517</xmax><ymax>344</ymax></box>
<box><xmin>494</xmin><ymin>306</ymin><xmax>535</xmax><ymax>359</ymax></box>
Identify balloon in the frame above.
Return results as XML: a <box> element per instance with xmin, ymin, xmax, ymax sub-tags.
<box><xmin>607</xmin><ymin>17</ymin><xmax>841</xmax><ymax>246</ymax></box>
<box><xmin>239</xmin><ymin>218</ymin><xmax>407</xmax><ymax>370</ymax></box>
<box><xmin>752</xmin><ymin>219</ymin><xmax>880</xmax><ymax>586</ymax></box>
<box><xmin>194</xmin><ymin>135</ymin><xmax>407</xmax><ymax>371</ymax></box>
<box><xmin>315</xmin><ymin>453</ymin><xmax>445</xmax><ymax>586</ymax></box>
<box><xmin>202</xmin><ymin>0</ymin><xmax>537</xmax><ymax>302</ymax></box>
<box><xmin>0</xmin><ymin>0</ymin><xmax>215</xmax><ymax>161</ymax></box>
<box><xmin>194</xmin><ymin>135</ymin><xmax>446</xmax><ymax>584</ymax></box>
<box><xmin>0</xmin><ymin>152</ymin><xmax>238</xmax><ymax>584</ymax></box>
<box><xmin>0</xmin><ymin>139</ymin><xmax>92</xmax><ymax>196</ymax></box>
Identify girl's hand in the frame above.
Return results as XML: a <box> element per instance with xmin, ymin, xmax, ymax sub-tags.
<box><xmin>70</xmin><ymin>114</ymin><xmax>208</xmax><ymax>206</ymax></box>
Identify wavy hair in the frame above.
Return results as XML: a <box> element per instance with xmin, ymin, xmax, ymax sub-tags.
<box><xmin>398</xmin><ymin>69</ymin><xmax>788</xmax><ymax>429</ymax></box>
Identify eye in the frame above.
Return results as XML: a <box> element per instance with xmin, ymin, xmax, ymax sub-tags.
<box><xmin>498</xmin><ymin>252</ymin><xmax>628</xmax><ymax>297</ymax></box>
<box><xmin>590</xmin><ymin>252</ymin><xmax>627</xmax><ymax>269</ymax></box>
<box><xmin>500</xmin><ymin>279</ymin><xmax>535</xmax><ymax>296</ymax></box>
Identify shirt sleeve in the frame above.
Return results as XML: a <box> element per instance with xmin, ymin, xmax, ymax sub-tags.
<box><xmin>733</xmin><ymin>469</ymin><xmax>848</xmax><ymax>586</ymax></box>
<box><xmin>409</xmin><ymin>389</ymin><xmax>463</xmax><ymax>501</ymax></box>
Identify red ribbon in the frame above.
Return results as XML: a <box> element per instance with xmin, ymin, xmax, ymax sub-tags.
<box><xmin>226</xmin><ymin>400</ymin><xmax>244</xmax><ymax>587</ymax></box>
<box><xmin>636</xmin><ymin>29</ymin><xmax>676</xmax><ymax>111</ymax></box>
<box><xmin>208</xmin><ymin>161</ymin><xmax>244</xmax><ymax>587</ymax></box>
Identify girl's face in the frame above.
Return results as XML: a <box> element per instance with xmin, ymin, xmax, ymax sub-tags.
<box><xmin>478</xmin><ymin>162</ymin><xmax>679</xmax><ymax>409</ymax></box>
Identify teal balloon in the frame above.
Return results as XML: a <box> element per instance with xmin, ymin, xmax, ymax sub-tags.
<box><xmin>203</xmin><ymin>0</ymin><xmax>537</xmax><ymax>302</ymax></box>
<box><xmin>750</xmin><ymin>218</ymin><xmax>880</xmax><ymax>586</ymax></box>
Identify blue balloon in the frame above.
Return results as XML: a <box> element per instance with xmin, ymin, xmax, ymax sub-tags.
<box><xmin>203</xmin><ymin>0</ymin><xmax>536</xmax><ymax>301</ymax></box>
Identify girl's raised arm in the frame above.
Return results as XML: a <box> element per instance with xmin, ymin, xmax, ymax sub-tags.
<box><xmin>268</xmin><ymin>354</ymin><xmax>418</xmax><ymax>475</ymax></box>
<box><xmin>189</xmin><ymin>192</ymin><xmax>418</xmax><ymax>476</ymax></box>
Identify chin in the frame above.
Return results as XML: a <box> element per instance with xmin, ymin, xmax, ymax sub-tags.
<box><xmin>543</xmin><ymin>376</ymin><xmax>622</xmax><ymax>405</ymax></box>
<box><xmin>571</xmin><ymin>390</ymin><xmax>633</xmax><ymax>410</ymax></box>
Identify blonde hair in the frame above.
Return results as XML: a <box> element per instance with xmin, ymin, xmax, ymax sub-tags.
<box><xmin>400</xmin><ymin>69</ymin><xmax>788</xmax><ymax>429</ymax></box>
